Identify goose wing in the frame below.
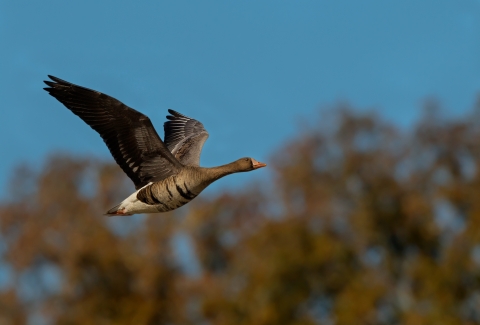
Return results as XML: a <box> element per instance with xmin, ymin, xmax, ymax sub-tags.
<box><xmin>163</xmin><ymin>109</ymin><xmax>209</xmax><ymax>166</ymax></box>
<box><xmin>43</xmin><ymin>75</ymin><xmax>183</xmax><ymax>190</ymax></box>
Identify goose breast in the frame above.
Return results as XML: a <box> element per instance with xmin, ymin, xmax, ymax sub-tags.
<box><xmin>136</xmin><ymin>170</ymin><xmax>205</xmax><ymax>212</ymax></box>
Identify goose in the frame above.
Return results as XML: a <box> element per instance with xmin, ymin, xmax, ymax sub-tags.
<box><xmin>43</xmin><ymin>75</ymin><xmax>266</xmax><ymax>216</ymax></box>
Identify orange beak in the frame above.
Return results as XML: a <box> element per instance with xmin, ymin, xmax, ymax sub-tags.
<box><xmin>252</xmin><ymin>159</ymin><xmax>267</xmax><ymax>169</ymax></box>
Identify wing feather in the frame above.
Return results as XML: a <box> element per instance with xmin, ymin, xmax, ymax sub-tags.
<box><xmin>163</xmin><ymin>109</ymin><xmax>209</xmax><ymax>166</ymax></box>
<box><xmin>43</xmin><ymin>75</ymin><xmax>182</xmax><ymax>189</ymax></box>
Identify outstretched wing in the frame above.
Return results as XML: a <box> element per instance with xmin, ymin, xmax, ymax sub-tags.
<box><xmin>43</xmin><ymin>75</ymin><xmax>183</xmax><ymax>189</ymax></box>
<box><xmin>163</xmin><ymin>109</ymin><xmax>209</xmax><ymax>166</ymax></box>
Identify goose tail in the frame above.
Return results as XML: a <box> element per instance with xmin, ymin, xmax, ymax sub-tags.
<box><xmin>104</xmin><ymin>203</ymin><xmax>122</xmax><ymax>216</ymax></box>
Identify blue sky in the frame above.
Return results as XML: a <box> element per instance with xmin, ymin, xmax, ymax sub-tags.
<box><xmin>1</xmin><ymin>1</ymin><xmax>480</xmax><ymax>198</ymax></box>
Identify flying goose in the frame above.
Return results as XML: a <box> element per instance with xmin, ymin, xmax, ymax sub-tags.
<box><xmin>43</xmin><ymin>75</ymin><xmax>266</xmax><ymax>216</ymax></box>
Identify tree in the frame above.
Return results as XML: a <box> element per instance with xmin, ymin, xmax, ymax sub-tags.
<box><xmin>1</xmin><ymin>104</ymin><xmax>480</xmax><ymax>324</ymax></box>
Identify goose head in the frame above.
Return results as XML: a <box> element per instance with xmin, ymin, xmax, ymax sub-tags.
<box><xmin>233</xmin><ymin>157</ymin><xmax>267</xmax><ymax>172</ymax></box>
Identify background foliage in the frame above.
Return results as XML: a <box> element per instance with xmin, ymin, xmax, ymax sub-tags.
<box><xmin>2</xmin><ymin>104</ymin><xmax>480</xmax><ymax>324</ymax></box>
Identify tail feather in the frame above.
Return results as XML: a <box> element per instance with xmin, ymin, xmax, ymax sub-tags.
<box><xmin>104</xmin><ymin>203</ymin><xmax>122</xmax><ymax>216</ymax></box>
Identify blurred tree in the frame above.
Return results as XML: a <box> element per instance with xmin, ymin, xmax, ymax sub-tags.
<box><xmin>1</xmin><ymin>104</ymin><xmax>480</xmax><ymax>324</ymax></box>
<box><xmin>0</xmin><ymin>156</ymin><xmax>186</xmax><ymax>324</ymax></box>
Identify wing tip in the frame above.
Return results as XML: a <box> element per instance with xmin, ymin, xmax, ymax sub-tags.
<box><xmin>43</xmin><ymin>75</ymin><xmax>65</xmax><ymax>91</ymax></box>
<box><xmin>44</xmin><ymin>75</ymin><xmax>76</xmax><ymax>90</ymax></box>
<box><xmin>167</xmin><ymin>109</ymin><xmax>189</xmax><ymax>119</ymax></box>
<box><xmin>47</xmin><ymin>75</ymin><xmax>66</xmax><ymax>83</ymax></box>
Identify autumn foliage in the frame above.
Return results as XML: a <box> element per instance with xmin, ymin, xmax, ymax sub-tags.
<box><xmin>2</xmin><ymin>105</ymin><xmax>480</xmax><ymax>324</ymax></box>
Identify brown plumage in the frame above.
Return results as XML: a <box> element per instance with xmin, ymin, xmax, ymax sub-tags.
<box><xmin>43</xmin><ymin>75</ymin><xmax>266</xmax><ymax>216</ymax></box>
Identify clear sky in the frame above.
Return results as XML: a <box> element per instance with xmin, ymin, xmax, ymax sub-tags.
<box><xmin>1</xmin><ymin>1</ymin><xmax>480</xmax><ymax>198</ymax></box>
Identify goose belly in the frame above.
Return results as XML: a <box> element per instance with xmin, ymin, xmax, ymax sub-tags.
<box><xmin>136</xmin><ymin>179</ymin><xmax>199</xmax><ymax>213</ymax></box>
